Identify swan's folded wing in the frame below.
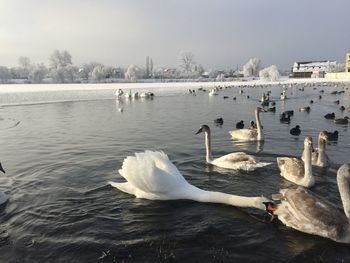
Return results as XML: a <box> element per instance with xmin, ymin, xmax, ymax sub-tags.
<box><xmin>229</xmin><ymin>129</ymin><xmax>257</xmax><ymax>141</ymax></box>
<box><xmin>277</xmin><ymin>188</ymin><xmax>348</xmax><ymax>241</ymax></box>
<box><xmin>118</xmin><ymin>151</ymin><xmax>188</xmax><ymax>194</ymax></box>
<box><xmin>214</xmin><ymin>152</ymin><xmax>257</xmax><ymax>163</ymax></box>
<box><xmin>277</xmin><ymin>157</ymin><xmax>304</xmax><ymax>180</ymax></box>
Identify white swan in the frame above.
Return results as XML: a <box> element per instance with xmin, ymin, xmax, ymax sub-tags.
<box><xmin>109</xmin><ymin>151</ymin><xmax>271</xmax><ymax>210</ymax></box>
<box><xmin>229</xmin><ymin>107</ymin><xmax>264</xmax><ymax>141</ymax></box>
<box><xmin>196</xmin><ymin>125</ymin><xmax>270</xmax><ymax>171</ymax></box>
<box><xmin>124</xmin><ymin>90</ymin><xmax>132</xmax><ymax>100</ymax></box>
<box><xmin>0</xmin><ymin>162</ymin><xmax>8</xmax><ymax>205</ymax></box>
<box><xmin>132</xmin><ymin>92</ymin><xmax>139</xmax><ymax>99</ymax></box>
<box><xmin>208</xmin><ymin>89</ymin><xmax>218</xmax><ymax>96</ymax></box>
<box><xmin>266</xmin><ymin>164</ymin><xmax>350</xmax><ymax>243</ymax></box>
<box><xmin>115</xmin><ymin>89</ymin><xmax>124</xmax><ymax>98</ymax></box>
<box><xmin>277</xmin><ymin>136</ymin><xmax>314</xmax><ymax>188</ymax></box>
<box><xmin>280</xmin><ymin>90</ymin><xmax>286</xmax><ymax>100</ymax></box>
<box><xmin>302</xmin><ymin>131</ymin><xmax>330</xmax><ymax>168</ymax></box>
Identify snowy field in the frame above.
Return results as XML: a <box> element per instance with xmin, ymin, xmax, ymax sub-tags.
<box><xmin>0</xmin><ymin>78</ymin><xmax>349</xmax><ymax>106</ymax></box>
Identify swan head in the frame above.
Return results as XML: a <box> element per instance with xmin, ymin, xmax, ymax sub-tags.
<box><xmin>338</xmin><ymin>164</ymin><xmax>350</xmax><ymax>179</ymax></box>
<box><xmin>0</xmin><ymin>162</ymin><xmax>5</xmax><ymax>174</ymax></box>
<box><xmin>195</xmin><ymin>125</ymin><xmax>210</xmax><ymax>135</ymax></box>
<box><xmin>304</xmin><ymin>136</ymin><xmax>313</xmax><ymax>148</ymax></box>
<box><xmin>319</xmin><ymin>131</ymin><xmax>328</xmax><ymax>141</ymax></box>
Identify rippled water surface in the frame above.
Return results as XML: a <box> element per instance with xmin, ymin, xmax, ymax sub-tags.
<box><xmin>0</xmin><ymin>83</ymin><xmax>350</xmax><ymax>262</ymax></box>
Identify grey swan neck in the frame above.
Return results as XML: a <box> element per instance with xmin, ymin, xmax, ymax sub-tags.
<box><xmin>255</xmin><ymin>110</ymin><xmax>264</xmax><ymax>141</ymax></box>
<box><xmin>317</xmin><ymin>135</ymin><xmax>326</xmax><ymax>163</ymax></box>
<box><xmin>204</xmin><ymin>129</ymin><xmax>213</xmax><ymax>163</ymax></box>
<box><xmin>301</xmin><ymin>144</ymin><xmax>314</xmax><ymax>187</ymax></box>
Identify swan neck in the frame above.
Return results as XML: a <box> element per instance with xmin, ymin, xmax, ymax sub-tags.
<box><xmin>255</xmin><ymin>110</ymin><xmax>264</xmax><ymax>140</ymax></box>
<box><xmin>337</xmin><ymin>172</ymin><xmax>350</xmax><ymax>219</ymax></box>
<box><xmin>318</xmin><ymin>136</ymin><xmax>326</xmax><ymax>152</ymax></box>
<box><xmin>302</xmin><ymin>145</ymin><xmax>314</xmax><ymax>185</ymax></box>
<box><xmin>189</xmin><ymin>187</ymin><xmax>267</xmax><ymax>211</ymax></box>
<box><xmin>204</xmin><ymin>130</ymin><xmax>213</xmax><ymax>162</ymax></box>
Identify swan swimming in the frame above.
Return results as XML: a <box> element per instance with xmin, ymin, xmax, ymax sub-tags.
<box><xmin>229</xmin><ymin>107</ymin><xmax>264</xmax><ymax>142</ymax></box>
<box><xmin>277</xmin><ymin>136</ymin><xmax>314</xmax><ymax>188</ymax></box>
<box><xmin>302</xmin><ymin>131</ymin><xmax>330</xmax><ymax>168</ymax></box>
<box><xmin>109</xmin><ymin>151</ymin><xmax>271</xmax><ymax>210</ymax></box>
<box><xmin>0</xmin><ymin>162</ymin><xmax>8</xmax><ymax>205</ymax></box>
<box><xmin>266</xmin><ymin>164</ymin><xmax>350</xmax><ymax>244</ymax></box>
<box><xmin>196</xmin><ymin>125</ymin><xmax>270</xmax><ymax>171</ymax></box>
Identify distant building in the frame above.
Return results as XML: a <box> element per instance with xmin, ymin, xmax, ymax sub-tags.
<box><xmin>290</xmin><ymin>61</ymin><xmax>337</xmax><ymax>78</ymax></box>
<box><xmin>346</xmin><ymin>53</ymin><xmax>350</xmax><ymax>73</ymax></box>
<box><xmin>325</xmin><ymin>53</ymin><xmax>350</xmax><ymax>79</ymax></box>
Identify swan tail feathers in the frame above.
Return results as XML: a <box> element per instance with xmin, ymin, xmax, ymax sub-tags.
<box><xmin>109</xmin><ymin>181</ymin><xmax>136</xmax><ymax>196</ymax></box>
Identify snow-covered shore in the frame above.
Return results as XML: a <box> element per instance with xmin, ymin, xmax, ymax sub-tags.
<box><xmin>0</xmin><ymin>78</ymin><xmax>349</xmax><ymax>106</ymax></box>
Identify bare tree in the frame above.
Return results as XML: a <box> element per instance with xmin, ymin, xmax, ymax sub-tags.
<box><xmin>179</xmin><ymin>51</ymin><xmax>195</xmax><ymax>75</ymax></box>
<box><xmin>243</xmin><ymin>57</ymin><xmax>261</xmax><ymax>77</ymax></box>
<box><xmin>49</xmin><ymin>50</ymin><xmax>72</xmax><ymax>69</ymax></box>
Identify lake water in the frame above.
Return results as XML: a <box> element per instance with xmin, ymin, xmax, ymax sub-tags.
<box><xmin>0</xmin><ymin>83</ymin><xmax>349</xmax><ymax>262</ymax></box>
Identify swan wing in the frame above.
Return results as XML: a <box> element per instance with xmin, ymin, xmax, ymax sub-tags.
<box><xmin>276</xmin><ymin>187</ymin><xmax>348</xmax><ymax>242</ymax></box>
<box><xmin>277</xmin><ymin>157</ymin><xmax>304</xmax><ymax>183</ymax></box>
<box><xmin>229</xmin><ymin>129</ymin><xmax>257</xmax><ymax>141</ymax></box>
<box><xmin>212</xmin><ymin>152</ymin><xmax>270</xmax><ymax>171</ymax></box>
<box><xmin>116</xmin><ymin>151</ymin><xmax>188</xmax><ymax>196</ymax></box>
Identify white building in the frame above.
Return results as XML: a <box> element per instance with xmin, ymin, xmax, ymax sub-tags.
<box><xmin>291</xmin><ymin>61</ymin><xmax>337</xmax><ymax>78</ymax></box>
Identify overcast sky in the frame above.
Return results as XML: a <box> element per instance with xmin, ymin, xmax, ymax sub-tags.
<box><xmin>1</xmin><ymin>0</ymin><xmax>349</xmax><ymax>70</ymax></box>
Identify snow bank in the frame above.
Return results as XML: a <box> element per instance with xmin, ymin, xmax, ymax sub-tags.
<box><xmin>0</xmin><ymin>79</ymin><xmax>349</xmax><ymax>106</ymax></box>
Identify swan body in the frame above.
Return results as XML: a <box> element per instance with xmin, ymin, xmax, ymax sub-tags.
<box><xmin>208</xmin><ymin>89</ymin><xmax>218</xmax><ymax>96</ymax></box>
<box><xmin>277</xmin><ymin>137</ymin><xmax>314</xmax><ymax>187</ymax></box>
<box><xmin>196</xmin><ymin>125</ymin><xmax>270</xmax><ymax>171</ymax></box>
<box><xmin>302</xmin><ymin>131</ymin><xmax>330</xmax><ymax>167</ymax></box>
<box><xmin>0</xmin><ymin>162</ymin><xmax>8</xmax><ymax>205</ymax></box>
<box><xmin>229</xmin><ymin>108</ymin><xmax>264</xmax><ymax>141</ymax></box>
<box><xmin>109</xmin><ymin>151</ymin><xmax>271</xmax><ymax>210</ymax></box>
<box><xmin>268</xmin><ymin>164</ymin><xmax>350</xmax><ymax>243</ymax></box>
<box><xmin>280</xmin><ymin>91</ymin><xmax>286</xmax><ymax>100</ymax></box>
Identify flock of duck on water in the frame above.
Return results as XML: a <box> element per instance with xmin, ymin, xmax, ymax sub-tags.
<box><xmin>108</xmin><ymin>81</ymin><xmax>350</xmax><ymax>244</ymax></box>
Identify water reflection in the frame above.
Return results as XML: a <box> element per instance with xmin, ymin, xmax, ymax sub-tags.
<box><xmin>231</xmin><ymin>140</ymin><xmax>265</xmax><ymax>153</ymax></box>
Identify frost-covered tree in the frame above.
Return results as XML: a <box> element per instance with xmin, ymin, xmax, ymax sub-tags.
<box><xmin>0</xmin><ymin>66</ymin><xmax>10</xmax><ymax>83</ymax></box>
<box><xmin>49</xmin><ymin>50</ymin><xmax>72</xmax><ymax>69</ymax></box>
<box><xmin>243</xmin><ymin>57</ymin><xmax>261</xmax><ymax>77</ymax></box>
<box><xmin>28</xmin><ymin>63</ymin><xmax>48</xmax><ymax>83</ymax></box>
<box><xmin>17</xmin><ymin>56</ymin><xmax>32</xmax><ymax>79</ymax></box>
<box><xmin>179</xmin><ymin>51</ymin><xmax>196</xmax><ymax>76</ymax></box>
<box><xmin>91</xmin><ymin>65</ymin><xmax>106</xmax><ymax>82</ymax></box>
<box><xmin>125</xmin><ymin>65</ymin><xmax>140</xmax><ymax>81</ymax></box>
<box><xmin>259</xmin><ymin>65</ymin><xmax>279</xmax><ymax>81</ymax></box>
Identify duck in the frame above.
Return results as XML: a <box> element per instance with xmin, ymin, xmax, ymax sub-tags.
<box><xmin>277</xmin><ymin>136</ymin><xmax>314</xmax><ymax>187</ymax></box>
<box><xmin>214</xmin><ymin>118</ymin><xmax>224</xmax><ymax>125</ymax></box>
<box><xmin>109</xmin><ymin>151</ymin><xmax>272</xmax><ymax>210</ymax></box>
<box><xmin>235</xmin><ymin>120</ymin><xmax>244</xmax><ymax>129</ymax></box>
<box><xmin>250</xmin><ymin>121</ymin><xmax>257</xmax><ymax>130</ymax></box>
<box><xmin>326</xmin><ymin>130</ymin><xmax>338</xmax><ymax>141</ymax></box>
<box><xmin>223</xmin><ymin>96</ymin><xmax>229</xmax><ymax>99</ymax></box>
<box><xmin>196</xmin><ymin>125</ymin><xmax>270</xmax><ymax>171</ymax></box>
<box><xmin>0</xmin><ymin>162</ymin><xmax>8</xmax><ymax>205</ymax></box>
<box><xmin>334</xmin><ymin>117</ymin><xmax>349</xmax><ymax>124</ymax></box>
<box><xmin>290</xmin><ymin>125</ymin><xmax>301</xmax><ymax>136</ymax></box>
<box><xmin>324</xmin><ymin>112</ymin><xmax>335</xmax><ymax>120</ymax></box>
<box><xmin>302</xmin><ymin>131</ymin><xmax>330</xmax><ymax>167</ymax></box>
<box><xmin>280</xmin><ymin>113</ymin><xmax>291</xmax><ymax>124</ymax></box>
<box><xmin>233</xmin><ymin>97</ymin><xmax>236</xmax><ymax>100</ymax></box>
<box><xmin>266</xmin><ymin>164</ymin><xmax>350</xmax><ymax>243</ymax></box>
<box><xmin>319</xmin><ymin>95</ymin><xmax>322</xmax><ymax>99</ymax></box>
<box><xmin>334</xmin><ymin>100</ymin><xmax>340</xmax><ymax>105</ymax></box>
<box><xmin>229</xmin><ymin>108</ymin><xmax>265</xmax><ymax>141</ymax></box>
<box><xmin>267</xmin><ymin>106</ymin><xmax>276</xmax><ymax>112</ymax></box>
<box><xmin>340</xmin><ymin>106</ymin><xmax>345</xmax><ymax>111</ymax></box>
<box><xmin>310</xmin><ymin>100</ymin><xmax>314</xmax><ymax>104</ymax></box>
<box><xmin>299</xmin><ymin>106</ymin><xmax>310</xmax><ymax>112</ymax></box>
<box><xmin>283</xmin><ymin>110</ymin><xmax>294</xmax><ymax>116</ymax></box>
